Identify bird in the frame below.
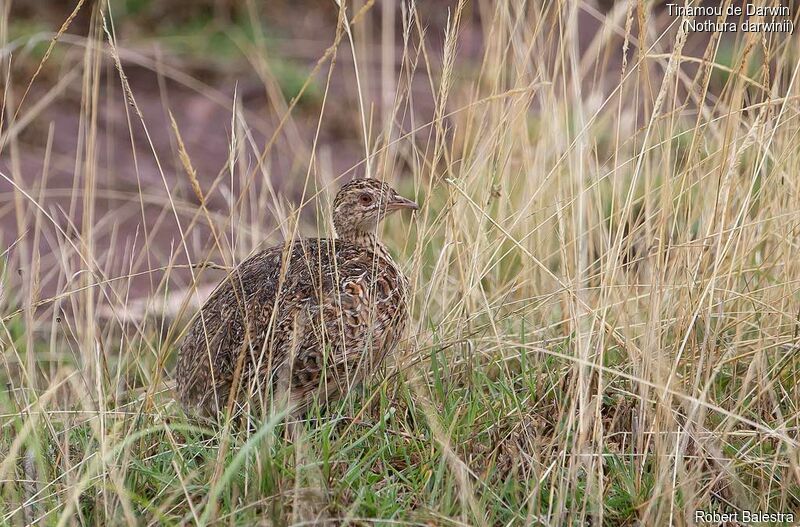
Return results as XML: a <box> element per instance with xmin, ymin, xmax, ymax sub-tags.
<box><xmin>176</xmin><ymin>178</ymin><xmax>418</xmax><ymax>418</ymax></box>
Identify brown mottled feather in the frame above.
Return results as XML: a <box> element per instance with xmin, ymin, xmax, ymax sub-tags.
<box><xmin>176</xmin><ymin>179</ymin><xmax>417</xmax><ymax>417</ymax></box>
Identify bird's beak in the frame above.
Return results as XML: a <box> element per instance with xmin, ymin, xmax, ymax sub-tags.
<box><xmin>387</xmin><ymin>195</ymin><xmax>419</xmax><ymax>211</ymax></box>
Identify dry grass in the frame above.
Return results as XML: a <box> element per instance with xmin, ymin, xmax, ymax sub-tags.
<box><xmin>1</xmin><ymin>0</ymin><xmax>800</xmax><ymax>525</ymax></box>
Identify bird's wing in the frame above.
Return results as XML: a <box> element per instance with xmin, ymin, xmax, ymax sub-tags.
<box><xmin>177</xmin><ymin>246</ymin><xmax>284</xmax><ymax>412</ymax></box>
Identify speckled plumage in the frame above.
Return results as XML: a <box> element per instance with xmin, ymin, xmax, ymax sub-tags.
<box><xmin>176</xmin><ymin>179</ymin><xmax>417</xmax><ymax>417</ymax></box>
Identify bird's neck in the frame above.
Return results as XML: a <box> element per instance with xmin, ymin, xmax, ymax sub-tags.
<box><xmin>339</xmin><ymin>230</ymin><xmax>393</xmax><ymax>262</ymax></box>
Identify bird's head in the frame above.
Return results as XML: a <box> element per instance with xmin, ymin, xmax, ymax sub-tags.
<box><xmin>332</xmin><ymin>178</ymin><xmax>418</xmax><ymax>242</ymax></box>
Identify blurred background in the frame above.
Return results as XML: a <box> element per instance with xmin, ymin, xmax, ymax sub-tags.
<box><xmin>2</xmin><ymin>0</ymin><xmax>795</xmax><ymax>299</ymax></box>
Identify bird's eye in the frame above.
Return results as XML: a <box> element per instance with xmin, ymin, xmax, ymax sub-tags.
<box><xmin>359</xmin><ymin>194</ymin><xmax>373</xmax><ymax>205</ymax></box>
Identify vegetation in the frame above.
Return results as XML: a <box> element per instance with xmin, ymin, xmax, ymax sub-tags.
<box><xmin>1</xmin><ymin>0</ymin><xmax>799</xmax><ymax>525</ymax></box>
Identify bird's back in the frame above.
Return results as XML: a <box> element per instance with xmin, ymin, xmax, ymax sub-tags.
<box><xmin>176</xmin><ymin>237</ymin><xmax>409</xmax><ymax>416</ymax></box>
